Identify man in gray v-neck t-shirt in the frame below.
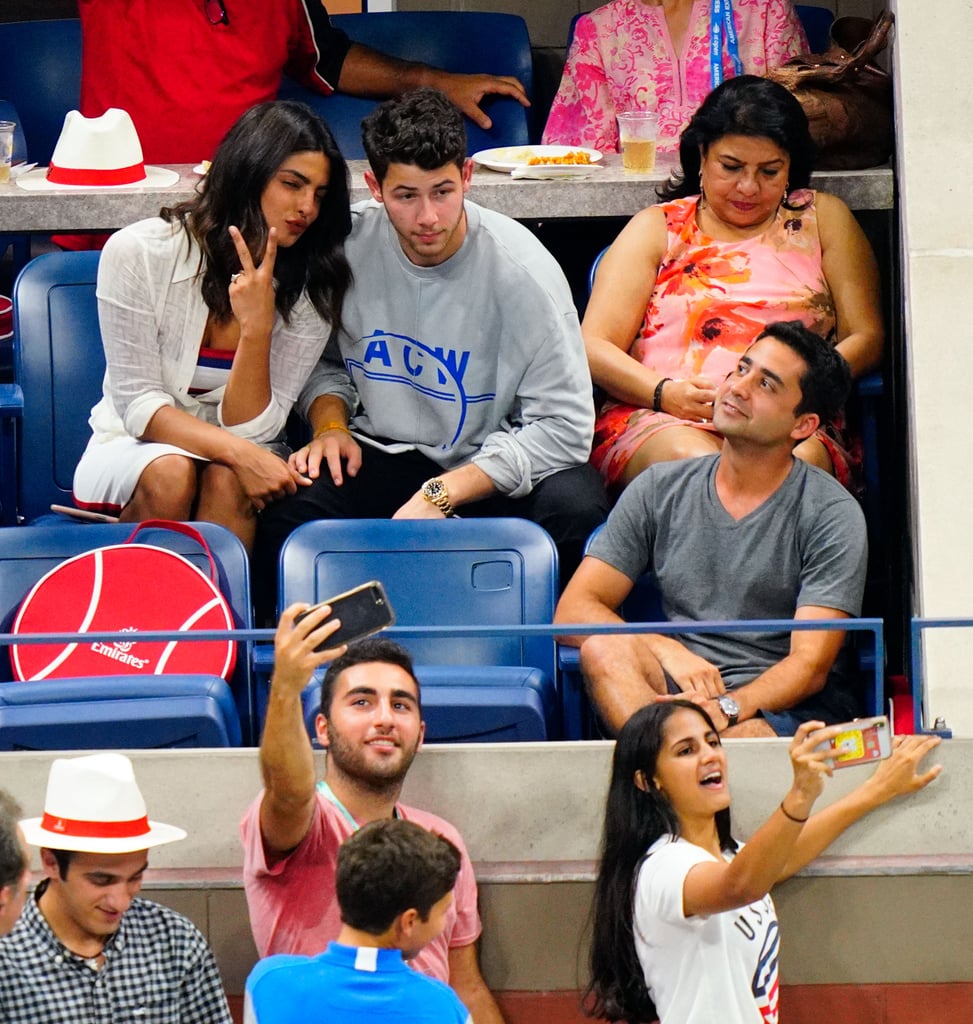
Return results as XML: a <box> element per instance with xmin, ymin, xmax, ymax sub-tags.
<box><xmin>556</xmin><ymin>323</ymin><xmax>867</xmax><ymax>737</ymax></box>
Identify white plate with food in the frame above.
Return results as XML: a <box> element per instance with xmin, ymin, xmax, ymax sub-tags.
<box><xmin>472</xmin><ymin>145</ymin><xmax>603</xmax><ymax>174</ymax></box>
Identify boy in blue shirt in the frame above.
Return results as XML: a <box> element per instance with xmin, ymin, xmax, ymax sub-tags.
<box><xmin>245</xmin><ymin>819</ymin><xmax>470</xmax><ymax>1024</ymax></box>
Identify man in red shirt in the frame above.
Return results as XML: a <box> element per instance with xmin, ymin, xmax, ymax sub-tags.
<box><xmin>78</xmin><ymin>0</ymin><xmax>529</xmax><ymax>165</ymax></box>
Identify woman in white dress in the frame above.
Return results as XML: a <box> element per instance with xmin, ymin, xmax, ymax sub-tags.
<box><xmin>74</xmin><ymin>101</ymin><xmax>352</xmax><ymax>550</ymax></box>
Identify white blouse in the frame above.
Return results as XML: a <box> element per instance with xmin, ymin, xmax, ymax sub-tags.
<box><xmin>89</xmin><ymin>217</ymin><xmax>331</xmax><ymax>446</ymax></box>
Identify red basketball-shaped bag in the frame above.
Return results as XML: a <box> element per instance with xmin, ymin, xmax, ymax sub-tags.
<box><xmin>11</xmin><ymin>521</ymin><xmax>236</xmax><ymax>682</ymax></box>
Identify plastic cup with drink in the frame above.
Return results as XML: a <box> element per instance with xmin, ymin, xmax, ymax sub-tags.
<box><xmin>616</xmin><ymin>111</ymin><xmax>659</xmax><ymax>175</ymax></box>
<box><xmin>0</xmin><ymin>121</ymin><xmax>15</xmax><ymax>184</ymax></box>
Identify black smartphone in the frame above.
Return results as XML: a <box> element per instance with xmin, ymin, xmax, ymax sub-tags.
<box><xmin>294</xmin><ymin>581</ymin><xmax>395</xmax><ymax>651</ymax></box>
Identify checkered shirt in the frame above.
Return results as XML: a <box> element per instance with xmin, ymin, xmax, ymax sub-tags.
<box><xmin>0</xmin><ymin>883</ymin><xmax>232</xmax><ymax>1024</ymax></box>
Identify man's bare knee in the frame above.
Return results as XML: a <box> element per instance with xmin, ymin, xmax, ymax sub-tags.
<box><xmin>581</xmin><ymin>633</ymin><xmax>639</xmax><ymax>683</ymax></box>
<box><xmin>579</xmin><ymin>633</ymin><xmax>667</xmax><ymax>735</ymax></box>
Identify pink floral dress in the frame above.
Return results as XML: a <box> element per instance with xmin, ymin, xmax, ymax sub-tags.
<box><xmin>591</xmin><ymin>192</ymin><xmax>859</xmax><ymax>490</ymax></box>
<box><xmin>543</xmin><ymin>0</ymin><xmax>807</xmax><ymax>153</ymax></box>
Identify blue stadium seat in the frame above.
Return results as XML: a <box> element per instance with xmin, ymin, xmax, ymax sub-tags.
<box><xmin>0</xmin><ymin>521</ymin><xmax>255</xmax><ymax>749</ymax></box>
<box><xmin>278</xmin><ymin>12</ymin><xmax>534</xmax><ymax>158</ymax></box>
<box><xmin>795</xmin><ymin>5</ymin><xmax>835</xmax><ymax>53</ymax></box>
<box><xmin>300</xmin><ymin>668</ymin><xmax>551</xmax><ymax>744</ymax></box>
<box><xmin>0</xmin><ymin>19</ymin><xmax>81</xmax><ymax>165</ymax></box>
<box><xmin>0</xmin><ymin>676</ymin><xmax>237</xmax><ymax>750</ymax></box>
<box><xmin>0</xmin><ymin>251</ymin><xmax>103</xmax><ymax>525</ymax></box>
<box><xmin>255</xmin><ymin>518</ymin><xmax>559</xmax><ymax>742</ymax></box>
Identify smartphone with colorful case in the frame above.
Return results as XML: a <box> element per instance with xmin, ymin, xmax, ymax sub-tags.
<box><xmin>814</xmin><ymin>715</ymin><xmax>892</xmax><ymax>769</ymax></box>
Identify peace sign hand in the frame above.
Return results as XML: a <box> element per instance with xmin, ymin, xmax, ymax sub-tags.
<box><xmin>228</xmin><ymin>224</ymin><xmax>277</xmax><ymax>341</ymax></box>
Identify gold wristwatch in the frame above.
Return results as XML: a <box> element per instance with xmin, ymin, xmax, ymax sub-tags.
<box><xmin>421</xmin><ymin>478</ymin><xmax>455</xmax><ymax>517</ymax></box>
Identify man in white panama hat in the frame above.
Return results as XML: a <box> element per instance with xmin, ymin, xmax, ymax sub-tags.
<box><xmin>0</xmin><ymin>753</ymin><xmax>231</xmax><ymax>1024</ymax></box>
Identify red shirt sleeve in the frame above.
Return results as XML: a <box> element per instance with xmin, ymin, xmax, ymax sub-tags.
<box><xmin>286</xmin><ymin>0</ymin><xmax>353</xmax><ymax>95</ymax></box>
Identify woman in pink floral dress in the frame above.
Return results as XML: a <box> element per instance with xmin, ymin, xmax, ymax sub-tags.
<box><xmin>585</xmin><ymin>77</ymin><xmax>884</xmax><ymax>492</ymax></box>
<box><xmin>543</xmin><ymin>0</ymin><xmax>807</xmax><ymax>154</ymax></box>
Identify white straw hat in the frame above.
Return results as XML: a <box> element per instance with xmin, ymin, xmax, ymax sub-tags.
<box><xmin>20</xmin><ymin>753</ymin><xmax>186</xmax><ymax>853</ymax></box>
<box><xmin>16</xmin><ymin>108</ymin><xmax>179</xmax><ymax>192</ymax></box>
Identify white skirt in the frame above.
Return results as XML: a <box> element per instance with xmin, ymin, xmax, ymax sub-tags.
<box><xmin>72</xmin><ymin>435</ymin><xmax>207</xmax><ymax>514</ymax></box>
<box><xmin>73</xmin><ymin>433</ymin><xmax>293</xmax><ymax>514</ymax></box>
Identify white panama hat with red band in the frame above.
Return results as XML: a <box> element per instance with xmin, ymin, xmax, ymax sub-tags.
<box><xmin>15</xmin><ymin>108</ymin><xmax>180</xmax><ymax>192</ymax></box>
<box><xmin>20</xmin><ymin>752</ymin><xmax>187</xmax><ymax>853</ymax></box>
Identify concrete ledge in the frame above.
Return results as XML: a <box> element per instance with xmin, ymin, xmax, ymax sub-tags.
<box><xmin>0</xmin><ymin>163</ymin><xmax>895</xmax><ymax>232</ymax></box>
<box><xmin>131</xmin><ymin>851</ymin><xmax>973</xmax><ymax>892</ymax></box>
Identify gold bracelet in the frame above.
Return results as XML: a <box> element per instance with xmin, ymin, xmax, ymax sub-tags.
<box><xmin>313</xmin><ymin>422</ymin><xmax>352</xmax><ymax>440</ymax></box>
<box><xmin>779</xmin><ymin>800</ymin><xmax>809</xmax><ymax>824</ymax></box>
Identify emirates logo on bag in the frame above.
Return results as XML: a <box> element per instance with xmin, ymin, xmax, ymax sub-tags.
<box><xmin>90</xmin><ymin>629</ymin><xmax>151</xmax><ymax>669</ymax></box>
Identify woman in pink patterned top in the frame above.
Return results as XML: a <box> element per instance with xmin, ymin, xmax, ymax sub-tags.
<box><xmin>543</xmin><ymin>0</ymin><xmax>807</xmax><ymax>155</ymax></box>
<box><xmin>585</xmin><ymin>77</ymin><xmax>884</xmax><ymax>492</ymax></box>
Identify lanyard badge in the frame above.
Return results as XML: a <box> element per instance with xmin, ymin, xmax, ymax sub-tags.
<box><xmin>709</xmin><ymin>0</ymin><xmax>743</xmax><ymax>89</ymax></box>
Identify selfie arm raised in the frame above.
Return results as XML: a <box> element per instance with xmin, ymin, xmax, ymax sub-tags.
<box><xmin>776</xmin><ymin>734</ymin><xmax>943</xmax><ymax>881</ymax></box>
<box><xmin>259</xmin><ymin>605</ymin><xmax>344</xmax><ymax>857</ymax></box>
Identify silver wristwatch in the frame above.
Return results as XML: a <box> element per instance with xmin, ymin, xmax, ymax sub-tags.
<box><xmin>717</xmin><ymin>694</ymin><xmax>740</xmax><ymax>728</ymax></box>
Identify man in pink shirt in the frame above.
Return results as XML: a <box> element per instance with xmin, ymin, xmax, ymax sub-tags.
<box><xmin>241</xmin><ymin>604</ymin><xmax>505</xmax><ymax>1024</ymax></box>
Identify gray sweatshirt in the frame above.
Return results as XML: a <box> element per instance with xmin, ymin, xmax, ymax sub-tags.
<box><xmin>297</xmin><ymin>200</ymin><xmax>595</xmax><ymax>497</ymax></box>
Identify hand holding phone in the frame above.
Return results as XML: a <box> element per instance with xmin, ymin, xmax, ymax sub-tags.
<box><xmin>813</xmin><ymin>715</ymin><xmax>892</xmax><ymax>769</ymax></box>
<box><xmin>294</xmin><ymin>581</ymin><xmax>395</xmax><ymax>652</ymax></box>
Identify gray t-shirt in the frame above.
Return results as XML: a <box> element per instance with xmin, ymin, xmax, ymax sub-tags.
<box><xmin>588</xmin><ymin>454</ymin><xmax>867</xmax><ymax>715</ymax></box>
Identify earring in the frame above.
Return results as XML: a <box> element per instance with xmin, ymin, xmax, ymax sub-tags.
<box><xmin>698</xmin><ymin>172</ymin><xmax>706</xmax><ymax>203</ymax></box>
<box><xmin>782</xmin><ymin>180</ymin><xmax>791</xmax><ymax>204</ymax></box>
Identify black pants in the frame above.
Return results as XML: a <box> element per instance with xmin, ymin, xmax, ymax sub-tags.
<box><xmin>253</xmin><ymin>446</ymin><xmax>609</xmax><ymax>621</ymax></box>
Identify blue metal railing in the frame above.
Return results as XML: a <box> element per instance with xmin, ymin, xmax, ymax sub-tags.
<box><xmin>908</xmin><ymin>617</ymin><xmax>972</xmax><ymax>735</ymax></box>
<box><xmin>2</xmin><ymin>616</ymin><xmax>884</xmax><ymax>743</ymax></box>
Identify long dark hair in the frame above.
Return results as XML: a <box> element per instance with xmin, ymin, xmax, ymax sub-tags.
<box><xmin>585</xmin><ymin>701</ymin><xmax>736</xmax><ymax>1023</ymax></box>
<box><xmin>659</xmin><ymin>75</ymin><xmax>816</xmax><ymax>209</ymax></box>
<box><xmin>162</xmin><ymin>100</ymin><xmax>352</xmax><ymax>328</ymax></box>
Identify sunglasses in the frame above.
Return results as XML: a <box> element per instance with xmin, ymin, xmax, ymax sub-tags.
<box><xmin>204</xmin><ymin>0</ymin><xmax>229</xmax><ymax>26</ymax></box>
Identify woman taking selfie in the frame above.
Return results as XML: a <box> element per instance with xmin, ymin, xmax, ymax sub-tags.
<box><xmin>586</xmin><ymin>701</ymin><xmax>941</xmax><ymax>1023</ymax></box>
<box><xmin>73</xmin><ymin>101</ymin><xmax>352</xmax><ymax>549</ymax></box>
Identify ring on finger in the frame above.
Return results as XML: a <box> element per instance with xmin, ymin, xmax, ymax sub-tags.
<box><xmin>231</xmin><ymin>272</ymin><xmax>243</xmax><ymax>284</ymax></box>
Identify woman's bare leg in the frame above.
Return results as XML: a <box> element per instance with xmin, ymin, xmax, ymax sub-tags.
<box><xmin>118</xmin><ymin>454</ymin><xmax>197</xmax><ymax>523</ymax></box>
<box><xmin>619</xmin><ymin>426</ymin><xmax>723</xmax><ymax>489</ymax></box>
<box><xmin>196</xmin><ymin>463</ymin><xmax>258</xmax><ymax>551</ymax></box>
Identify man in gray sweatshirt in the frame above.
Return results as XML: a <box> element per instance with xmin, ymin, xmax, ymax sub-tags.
<box><xmin>257</xmin><ymin>88</ymin><xmax>608</xmax><ymax>589</ymax></box>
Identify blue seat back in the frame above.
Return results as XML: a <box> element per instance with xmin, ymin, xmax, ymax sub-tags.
<box><xmin>0</xmin><ymin>521</ymin><xmax>255</xmax><ymax>744</ymax></box>
<box><xmin>795</xmin><ymin>5</ymin><xmax>835</xmax><ymax>53</ymax></box>
<box><xmin>301</xmin><ymin>668</ymin><xmax>549</xmax><ymax>744</ymax></box>
<box><xmin>280</xmin><ymin>518</ymin><xmax>557</xmax><ymax>676</ymax></box>
<box><xmin>12</xmin><ymin>251</ymin><xmax>104</xmax><ymax>523</ymax></box>
<box><xmin>278</xmin><ymin>12</ymin><xmax>533</xmax><ymax>158</ymax></box>
<box><xmin>0</xmin><ymin>676</ymin><xmax>237</xmax><ymax>750</ymax></box>
<box><xmin>0</xmin><ymin>19</ymin><xmax>81</xmax><ymax>165</ymax></box>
